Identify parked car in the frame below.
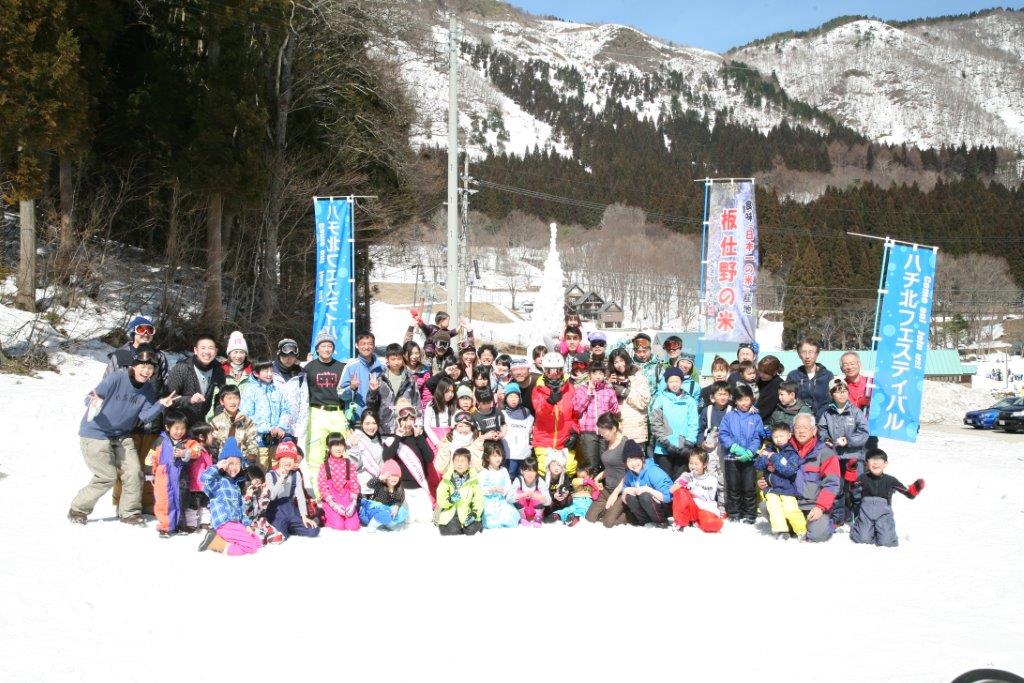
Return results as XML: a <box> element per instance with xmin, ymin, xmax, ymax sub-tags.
<box><xmin>996</xmin><ymin>398</ymin><xmax>1024</xmax><ymax>433</ymax></box>
<box><xmin>964</xmin><ymin>397</ymin><xmax>1024</xmax><ymax>429</ymax></box>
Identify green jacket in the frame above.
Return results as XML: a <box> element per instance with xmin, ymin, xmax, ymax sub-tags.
<box><xmin>435</xmin><ymin>469</ymin><xmax>484</xmax><ymax>527</ymax></box>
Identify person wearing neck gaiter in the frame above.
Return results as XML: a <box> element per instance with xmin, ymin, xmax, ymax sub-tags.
<box><xmin>164</xmin><ymin>334</ymin><xmax>226</xmax><ymax>426</ymax></box>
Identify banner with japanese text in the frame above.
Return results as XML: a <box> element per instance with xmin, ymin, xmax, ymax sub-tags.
<box><xmin>868</xmin><ymin>244</ymin><xmax>938</xmax><ymax>443</ymax></box>
<box><xmin>312</xmin><ymin>197</ymin><xmax>354</xmax><ymax>360</ymax></box>
<box><xmin>703</xmin><ymin>181</ymin><xmax>759</xmax><ymax>342</ymax></box>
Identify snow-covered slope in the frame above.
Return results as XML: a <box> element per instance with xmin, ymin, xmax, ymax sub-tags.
<box><xmin>392</xmin><ymin>2</ymin><xmax>832</xmax><ymax>159</ymax></box>
<box><xmin>731</xmin><ymin>12</ymin><xmax>1024</xmax><ymax>149</ymax></box>
<box><xmin>393</xmin><ymin>4</ymin><xmax>1024</xmax><ymax>159</ymax></box>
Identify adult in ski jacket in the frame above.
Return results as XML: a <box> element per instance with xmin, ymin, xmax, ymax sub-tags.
<box><xmin>785</xmin><ymin>339</ymin><xmax>834</xmax><ymax>417</ymax></box>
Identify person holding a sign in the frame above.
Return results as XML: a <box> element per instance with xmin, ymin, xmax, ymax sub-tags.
<box><xmin>786</xmin><ymin>338</ymin><xmax>834</xmax><ymax>418</ymax></box>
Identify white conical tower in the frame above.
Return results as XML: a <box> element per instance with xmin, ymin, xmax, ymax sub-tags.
<box><xmin>532</xmin><ymin>222</ymin><xmax>565</xmax><ymax>345</ymax></box>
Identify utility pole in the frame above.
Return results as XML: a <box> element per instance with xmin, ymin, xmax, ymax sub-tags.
<box><xmin>445</xmin><ymin>15</ymin><xmax>461</xmax><ymax>323</ymax></box>
<box><xmin>460</xmin><ymin>154</ymin><xmax>471</xmax><ymax>315</ymax></box>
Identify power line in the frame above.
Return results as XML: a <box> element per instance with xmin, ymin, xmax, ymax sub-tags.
<box><xmin>475</xmin><ymin>177</ymin><xmax>1024</xmax><ymax>243</ymax></box>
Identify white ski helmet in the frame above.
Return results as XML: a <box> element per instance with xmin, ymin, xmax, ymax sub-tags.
<box><xmin>542</xmin><ymin>351</ymin><xmax>565</xmax><ymax>369</ymax></box>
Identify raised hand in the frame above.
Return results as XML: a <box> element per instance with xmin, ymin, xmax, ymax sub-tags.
<box><xmin>158</xmin><ymin>391</ymin><xmax>179</xmax><ymax>408</ymax></box>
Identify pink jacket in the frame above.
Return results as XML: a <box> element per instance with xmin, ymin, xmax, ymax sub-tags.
<box><xmin>318</xmin><ymin>456</ymin><xmax>361</xmax><ymax>517</ymax></box>
<box><xmin>186</xmin><ymin>442</ymin><xmax>213</xmax><ymax>493</ymax></box>
<box><xmin>572</xmin><ymin>382</ymin><xmax>619</xmax><ymax>433</ymax></box>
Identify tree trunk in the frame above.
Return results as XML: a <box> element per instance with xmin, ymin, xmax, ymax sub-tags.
<box><xmin>202</xmin><ymin>192</ymin><xmax>224</xmax><ymax>336</ymax></box>
<box><xmin>58</xmin><ymin>156</ymin><xmax>75</xmax><ymax>258</ymax></box>
<box><xmin>355</xmin><ymin>239</ymin><xmax>371</xmax><ymax>335</ymax></box>
<box><xmin>15</xmin><ymin>199</ymin><xmax>37</xmax><ymax>312</ymax></box>
<box><xmin>159</xmin><ymin>178</ymin><xmax>182</xmax><ymax>322</ymax></box>
<box><xmin>263</xmin><ymin>27</ymin><xmax>296</xmax><ymax>318</ymax></box>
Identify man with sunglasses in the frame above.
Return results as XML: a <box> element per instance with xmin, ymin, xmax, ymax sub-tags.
<box><xmin>104</xmin><ymin>315</ymin><xmax>169</xmax><ymax>513</ymax></box>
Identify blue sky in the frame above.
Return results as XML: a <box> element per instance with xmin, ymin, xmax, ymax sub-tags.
<box><xmin>510</xmin><ymin>1</ymin><xmax>1024</xmax><ymax>52</ymax></box>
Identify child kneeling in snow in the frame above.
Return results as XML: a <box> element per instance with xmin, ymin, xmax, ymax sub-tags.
<box><xmin>553</xmin><ymin>465</ymin><xmax>600</xmax><ymax>526</ymax></box>
<box><xmin>850</xmin><ymin>448</ymin><xmax>924</xmax><ymax>548</ymax></box>
<box><xmin>478</xmin><ymin>441</ymin><xmax>520</xmax><ymax>529</ymax></box>
<box><xmin>359</xmin><ymin>460</ymin><xmax>409</xmax><ymax>531</ymax></box>
<box><xmin>510</xmin><ymin>456</ymin><xmax>551</xmax><ymax>527</ymax></box>
<box><xmin>198</xmin><ymin>437</ymin><xmax>262</xmax><ymax>555</ymax></box>
<box><xmin>614</xmin><ymin>448</ymin><xmax>673</xmax><ymax>527</ymax></box>
<box><xmin>671</xmin><ymin>450</ymin><xmax>723</xmax><ymax>533</ymax></box>
<box><xmin>265</xmin><ymin>441</ymin><xmax>320</xmax><ymax>539</ymax></box>
<box><xmin>754</xmin><ymin>422</ymin><xmax>807</xmax><ymax>541</ymax></box>
<box><xmin>242</xmin><ymin>464</ymin><xmax>284</xmax><ymax>545</ymax></box>
<box><xmin>435</xmin><ymin>448</ymin><xmax>484</xmax><ymax>536</ymax></box>
<box><xmin>318</xmin><ymin>433</ymin><xmax>361</xmax><ymax>531</ymax></box>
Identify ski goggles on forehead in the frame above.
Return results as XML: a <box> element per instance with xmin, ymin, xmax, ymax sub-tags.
<box><xmin>134</xmin><ymin>324</ymin><xmax>155</xmax><ymax>336</ymax></box>
<box><xmin>634</xmin><ymin>342</ymin><xmax>651</xmax><ymax>350</ymax></box>
<box><xmin>434</xmin><ymin>339</ymin><xmax>450</xmax><ymax>349</ymax></box>
<box><xmin>663</xmin><ymin>342</ymin><xmax>681</xmax><ymax>351</ymax></box>
<box><xmin>278</xmin><ymin>342</ymin><xmax>299</xmax><ymax>356</ymax></box>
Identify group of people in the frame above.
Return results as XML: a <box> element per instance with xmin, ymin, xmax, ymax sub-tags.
<box><xmin>66</xmin><ymin>310</ymin><xmax>924</xmax><ymax>555</ymax></box>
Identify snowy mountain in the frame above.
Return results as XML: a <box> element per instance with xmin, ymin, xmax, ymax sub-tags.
<box><xmin>388</xmin><ymin>3</ymin><xmax>1024</xmax><ymax>159</ymax></box>
<box><xmin>730</xmin><ymin>11</ymin><xmax>1024</xmax><ymax>150</ymax></box>
<box><xmin>389</xmin><ymin>0</ymin><xmax>834</xmax><ymax>160</ymax></box>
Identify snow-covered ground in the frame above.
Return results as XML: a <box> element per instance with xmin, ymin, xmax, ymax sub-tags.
<box><xmin>2</xmin><ymin>347</ymin><xmax>1023</xmax><ymax>682</ymax></box>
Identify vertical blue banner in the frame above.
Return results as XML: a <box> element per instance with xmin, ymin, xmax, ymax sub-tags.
<box><xmin>868</xmin><ymin>244</ymin><xmax>938</xmax><ymax>443</ymax></box>
<box><xmin>703</xmin><ymin>181</ymin><xmax>759</xmax><ymax>342</ymax></box>
<box><xmin>312</xmin><ymin>197</ymin><xmax>354</xmax><ymax>360</ymax></box>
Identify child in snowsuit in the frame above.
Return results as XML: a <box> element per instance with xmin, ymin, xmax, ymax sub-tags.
<box><xmin>318</xmin><ymin>433</ymin><xmax>361</xmax><ymax>532</ymax></box>
<box><xmin>183</xmin><ymin>422</ymin><xmax>215</xmax><ymax>532</ymax></box>
<box><xmin>359</xmin><ymin>460</ymin><xmax>409</xmax><ymax>531</ymax></box>
<box><xmin>850</xmin><ymin>449</ymin><xmax>925</xmax><ymax>547</ymax></box>
<box><xmin>242</xmin><ymin>464</ymin><xmax>284</xmax><ymax>545</ymax></box>
<box><xmin>719</xmin><ymin>384</ymin><xmax>767</xmax><ymax>524</ymax></box>
<box><xmin>671</xmin><ymin>450</ymin><xmax>723</xmax><ymax>533</ymax></box>
<box><xmin>819</xmin><ymin>378</ymin><xmax>870</xmax><ymax>527</ymax></box>
<box><xmin>198</xmin><ymin>437</ymin><xmax>262</xmax><ymax>555</ymax></box>
<box><xmin>755</xmin><ymin>422</ymin><xmax>807</xmax><ymax>540</ymax></box>
<box><xmin>478</xmin><ymin>441</ymin><xmax>521</xmax><ymax>529</ymax></box>
<box><xmin>265</xmin><ymin>441</ymin><xmax>320</xmax><ymax>539</ymax></box>
<box><xmin>149</xmin><ymin>412</ymin><xmax>200</xmax><ymax>537</ymax></box>
<box><xmin>435</xmin><ymin>448</ymin><xmax>484</xmax><ymax>536</ymax></box>
<box><xmin>553</xmin><ymin>465</ymin><xmax>600</xmax><ymax>526</ymax></box>
<box><xmin>510</xmin><ymin>456</ymin><xmax>551</xmax><ymax>527</ymax></box>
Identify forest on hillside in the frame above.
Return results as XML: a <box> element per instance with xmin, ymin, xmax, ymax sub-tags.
<box><xmin>2</xmin><ymin>1</ymin><xmax>1021</xmax><ymax>355</ymax></box>
<box><xmin>1</xmin><ymin>0</ymin><xmax>439</xmax><ymax>354</ymax></box>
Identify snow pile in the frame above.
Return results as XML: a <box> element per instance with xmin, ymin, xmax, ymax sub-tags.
<box><xmin>530</xmin><ymin>223</ymin><xmax>565</xmax><ymax>346</ymax></box>
<box><xmin>919</xmin><ymin>379</ymin><xmax>1004</xmax><ymax>425</ymax></box>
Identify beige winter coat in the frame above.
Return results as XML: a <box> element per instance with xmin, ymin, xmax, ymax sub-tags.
<box><xmin>618</xmin><ymin>370</ymin><xmax>651</xmax><ymax>444</ymax></box>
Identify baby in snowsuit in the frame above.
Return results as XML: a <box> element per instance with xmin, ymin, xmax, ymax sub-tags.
<box><xmin>850</xmin><ymin>449</ymin><xmax>924</xmax><ymax>547</ymax></box>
